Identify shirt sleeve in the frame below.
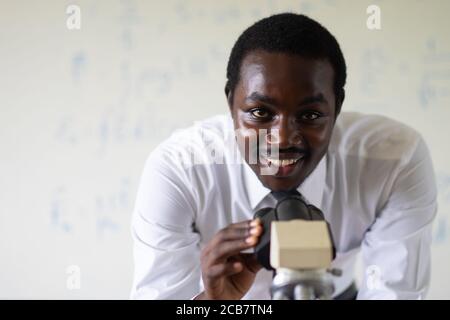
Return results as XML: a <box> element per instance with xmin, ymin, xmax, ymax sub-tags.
<box><xmin>129</xmin><ymin>143</ymin><xmax>202</xmax><ymax>299</ymax></box>
<box><xmin>358</xmin><ymin>136</ymin><xmax>438</xmax><ymax>300</ymax></box>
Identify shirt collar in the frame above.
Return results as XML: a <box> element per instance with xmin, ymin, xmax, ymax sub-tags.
<box><xmin>242</xmin><ymin>154</ymin><xmax>327</xmax><ymax>210</ymax></box>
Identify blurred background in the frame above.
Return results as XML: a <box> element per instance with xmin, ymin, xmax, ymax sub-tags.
<box><xmin>1</xmin><ymin>0</ymin><xmax>449</xmax><ymax>299</ymax></box>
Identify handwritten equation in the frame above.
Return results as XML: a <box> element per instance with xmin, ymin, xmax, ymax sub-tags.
<box><xmin>49</xmin><ymin>177</ymin><xmax>133</xmax><ymax>238</ymax></box>
<box><xmin>433</xmin><ymin>172</ymin><xmax>450</xmax><ymax>245</ymax></box>
<box><xmin>418</xmin><ymin>38</ymin><xmax>450</xmax><ymax>109</ymax></box>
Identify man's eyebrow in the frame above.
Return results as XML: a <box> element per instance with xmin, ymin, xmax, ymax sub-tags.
<box><xmin>245</xmin><ymin>92</ymin><xmax>327</xmax><ymax>107</ymax></box>
<box><xmin>299</xmin><ymin>94</ymin><xmax>327</xmax><ymax>106</ymax></box>
<box><xmin>245</xmin><ymin>92</ymin><xmax>278</xmax><ymax>106</ymax></box>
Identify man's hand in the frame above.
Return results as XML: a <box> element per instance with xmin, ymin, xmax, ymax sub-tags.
<box><xmin>195</xmin><ymin>219</ymin><xmax>263</xmax><ymax>300</ymax></box>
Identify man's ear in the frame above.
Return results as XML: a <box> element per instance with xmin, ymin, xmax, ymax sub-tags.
<box><xmin>335</xmin><ymin>88</ymin><xmax>345</xmax><ymax>118</ymax></box>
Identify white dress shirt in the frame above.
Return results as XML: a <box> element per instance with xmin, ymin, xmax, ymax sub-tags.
<box><xmin>130</xmin><ymin>111</ymin><xmax>437</xmax><ymax>300</ymax></box>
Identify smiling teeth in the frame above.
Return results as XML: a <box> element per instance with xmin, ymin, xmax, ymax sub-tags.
<box><xmin>267</xmin><ymin>157</ymin><xmax>302</xmax><ymax>167</ymax></box>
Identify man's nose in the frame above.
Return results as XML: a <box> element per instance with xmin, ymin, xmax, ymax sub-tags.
<box><xmin>267</xmin><ymin>116</ymin><xmax>302</xmax><ymax>149</ymax></box>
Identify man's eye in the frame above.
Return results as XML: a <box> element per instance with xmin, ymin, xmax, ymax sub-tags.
<box><xmin>250</xmin><ymin>108</ymin><xmax>270</xmax><ymax>119</ymax></box>
<box><xmin>301</xmin><ymin>112</ymin><xmax>321</xmax><ymax>121</ymax></box>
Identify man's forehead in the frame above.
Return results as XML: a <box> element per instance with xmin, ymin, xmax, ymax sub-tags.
<box><xmin>239</xmin><ymin>51</ymin><xmax>334</xmax><ymax>93</ymax></box>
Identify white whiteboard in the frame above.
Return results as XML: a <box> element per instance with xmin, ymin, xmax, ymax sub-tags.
<box><xmin>1</xmin><ymin>0</ymin><xmax>449</xmax><ymax>299</ymax></box>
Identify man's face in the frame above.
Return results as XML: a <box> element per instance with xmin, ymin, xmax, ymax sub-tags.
<box><xmin>228</xmin><ymin>50</ymin><xmax>341</xmax><ymax>192</ymax></box>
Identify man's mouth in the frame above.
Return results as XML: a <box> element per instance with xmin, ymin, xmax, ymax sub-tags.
<box><xmin>265</xmin><ymin>156</ymin><xmax>304</xmax><ymax>167</ymax></box>
<box><xmin>259</xmin><ymin>153</ymin><xmax>306</xmax><ymax>172</ymax></box>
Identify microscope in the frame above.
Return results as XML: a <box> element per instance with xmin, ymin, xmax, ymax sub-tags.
<box><xmin>253</xmin><ymin>192</ymin><xmax>341</xmax><ymax>300</ymax></box>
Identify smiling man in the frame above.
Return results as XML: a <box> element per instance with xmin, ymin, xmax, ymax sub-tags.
<box><xmin>130</xmin><ymin>13</ymin><xmax>437</xmax><ymax>300</ymax></box>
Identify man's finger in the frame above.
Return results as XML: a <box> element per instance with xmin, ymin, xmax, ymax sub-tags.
<box><xmin>203</xmin><ymin>221</ymin><xmax>263</xmax><ymax>256</ymax></box>
<box><xmin>207</xmin><ymin>236</ymin><xmax>260</xmax><ymax>264</ymax></box>
<box><xmin>227</xmin><ymin>219</ymin><xmax>261</xmax><ymax>229</ymax></box>
<box><xmin>206</xmin><ymin>226</ymin><xmax>262</xmax><ymax>259</ymax></box>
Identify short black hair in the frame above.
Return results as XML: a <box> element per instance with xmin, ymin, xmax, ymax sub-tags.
<box><xmin>225</xmin><ymin>13</ymin><xmax>347</xmax><ymax>109</ymax></box>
